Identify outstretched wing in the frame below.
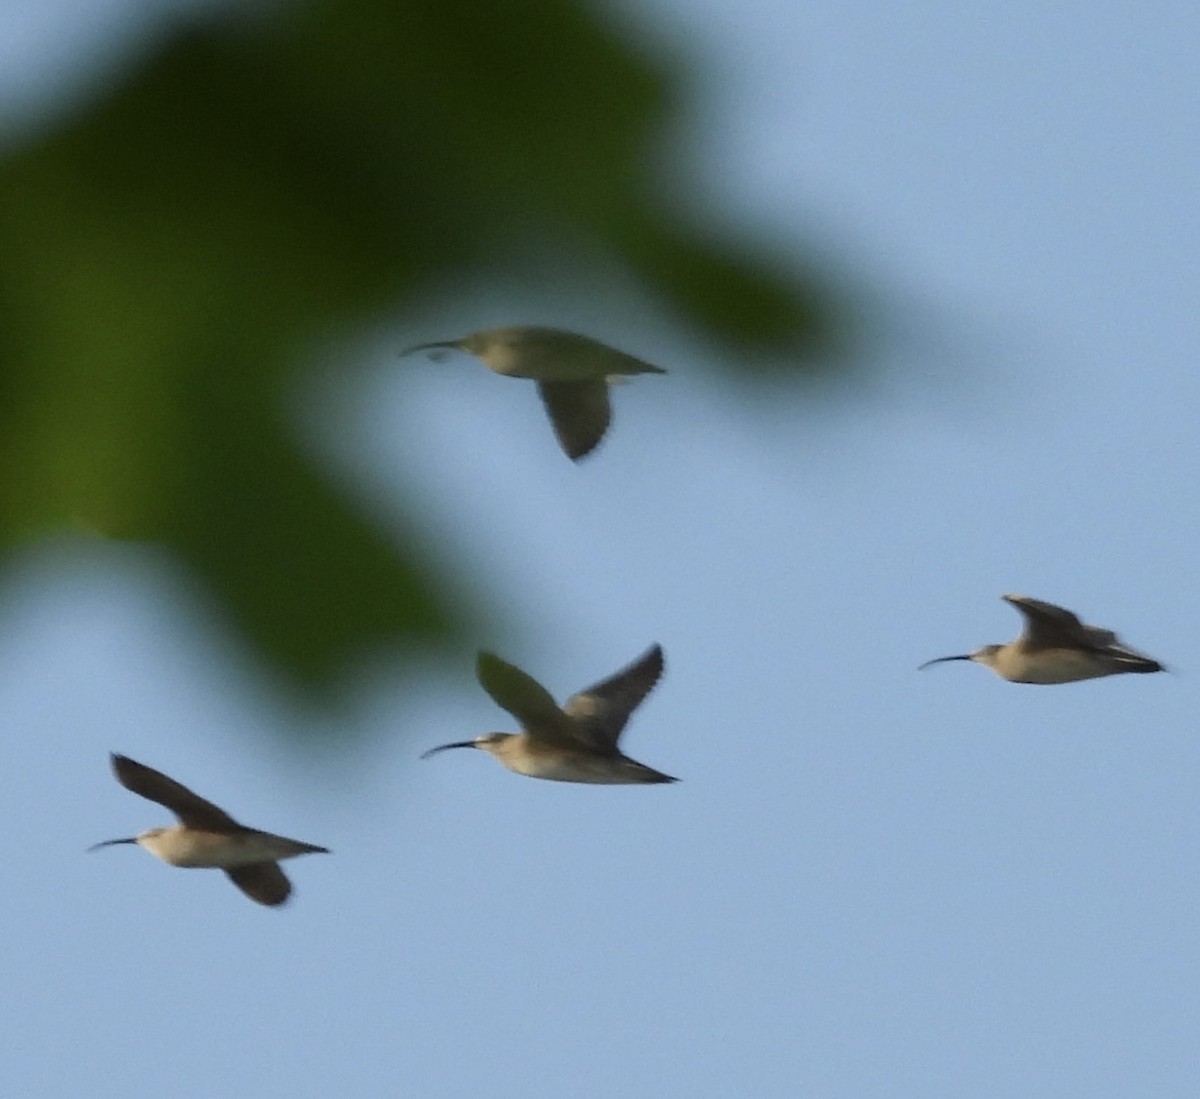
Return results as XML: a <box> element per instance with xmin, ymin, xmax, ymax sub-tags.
<box><xmin>1079</xmin><ymin>625</ymin><xmax>1164</xmax><ymax>669</ymax></box>
<box><xmin>537</xmin><ymin>381</ymin><xmax>612</xmax><ymax>461</ymax></box>
<box><xmin>110</xmin><ymin>754</ymin><xmax>242</xmax><ymax>832</ymax></box>
<box><xmin>1005</xmin><ymin>596</ymin><xmax>1164</xmax><ymax>669</ymax></box>
<box><xmin>476</xmin><ymin>652</ymin><xmax>567</xmax><ymax>735</ymax></box>
<box><xmin>225</xmin><ymin>863</ymin><xmax>292</xmax><ymax>907</ymax></box>
<box><xmin>1003</xmin><ymin>595</ymin><xmax>1089</xmax><ymax>648</ymax></box>
<box><xmin>563</xmin><ymin>645</ymin><xmax>665</xmax><ymax>750</ymax></box>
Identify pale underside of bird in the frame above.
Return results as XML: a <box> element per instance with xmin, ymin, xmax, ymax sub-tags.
<box><xmin>919</xmin><ymin>594</ymin><xmax>1166</xmax><ymax>684</ymax></box>
<box><xmin>422</xmin><ymin>644</ymin><xmax>675</xmax><ymax>783</ymax></box>
<box><xmin>90</xmin><ymin>754</ymin><xmax>329</xmax><ymax>906</ymax></box>
<box><xmin>402</xmin><ymin>325</ymin><xmax>666</xmax><ymax>461</ymax></box>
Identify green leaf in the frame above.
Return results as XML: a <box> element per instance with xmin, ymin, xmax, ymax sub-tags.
<box><xmin>0</xmin><ymin>0</ymin><xmax>851</xmax><ymax>712</ymax></box>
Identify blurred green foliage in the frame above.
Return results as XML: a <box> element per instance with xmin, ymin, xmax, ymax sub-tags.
<box><xmin>0</xmin><ymin>0</ymin><xmax>848</xmax><ymax>705</ymax></box>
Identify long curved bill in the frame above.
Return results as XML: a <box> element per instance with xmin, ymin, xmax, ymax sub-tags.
<box><xmin>87</xmin><ymin>837</ymin><xmax>138</xmax><ymax>852</ymax></box>
<box><xmin>419</xmin><ymin>741</ymin><xmax>478</xmax><ymax>760</ymax></box>
<box><xmin>917</xmin><ymin>654</ymin><xmax>972</xmax><ymax>671</ymax></box>
<box><xmin>401</xmin><ymin>340</ymin><xmax>460</xmax><ymax>357</ymax></box>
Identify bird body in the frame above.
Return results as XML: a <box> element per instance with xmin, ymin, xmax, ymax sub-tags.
<box><xmin>132</xmin><ymin>826</ymin><xmax>326</xmax><ymax>869</ymax></box>
<box><xmin>404</xmin><ymin>326</ymin><xmax>665</xmax><ymax>460</ymax></box>
<box><xmin>91</xmin><ymin>754</ymin><xmax>328</xmax><ymax>906</ymax></box>
<box><xmin>967</xmin><ymin>644</ymin><xmax>1141</xmax><ymax>685</ymax></box>
<box><xmin>422</xmin><ymin>644</ymin><xmax>675</xmax><ymax>784</ymax></box>
<box><xmin>469</xmin><ymin>732</ymin><xmax>675</xmax><ymax>784</ymax></box>
<box><xmin>920</xmin><ymin>594</ymin><xmax>1165</xmax><ymax>684</ymax></box>
<box><xmin>445</xmin><ymin>327</ymin><xmax>664</xmax><ymax>383</ymax></box>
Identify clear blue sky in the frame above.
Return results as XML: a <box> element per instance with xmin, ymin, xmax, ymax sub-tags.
<box><xmin>4</xmin><ymin>2</ymin><xmax>1200</xmax><ymax>1096</ymax></box>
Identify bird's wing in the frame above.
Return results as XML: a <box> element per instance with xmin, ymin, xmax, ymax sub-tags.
<box><xmin>1079</xmin><ymin>624</ymin><xmax>1163</xmax><ymax>667</ymax></box>
<box><xmin>563</xmin><ymin>645</ymin><xmax>664</xmax><ymax>750</ymax></box>
<box><xmin>1003</xmin><ymin>594</ymin><xmax>1087</xmax><ymax>648</ymax></box>
<box><xmin>476</xmin><ymin>652</ymin><xmax>569</xmax><ymax>740</ymax></box>
<box><xmin>541</xmin><ymin>329</ymin><xmax>665</xmax><ymax>375</ymax></box>
<box><xmin>603</xmin><ymin>349</ymin><xmax>667</xmax><ymax>376</ymax></box>
<box><xmin>110</xmin><ymin>754</ymin><xmax>243</xmax><ymax>831</ymax></box>
<box><xmin>537</xmin><ymin>381</ymin><xmax>611</xmax><ymax>461</ymax></box>
<box><xmin>1081</xmin><ymin>625</ymin><xmax>1118</xmax><ymax>646</ymax></box>
<box><xmin>225</xmin><ymin>863</ymin><xmax>292</xmax><ymax>907</ymax></box>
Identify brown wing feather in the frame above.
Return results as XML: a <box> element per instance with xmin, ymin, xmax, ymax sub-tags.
<box><xmin>563</xmin><ymin>645</ymin><xmax>665</xmax><ymax>750</ymax></box>
<box><xmin>1002</xmin><ymin>595</ymin><xmax>1089</xmax><ymax>648</ymax></box>
<box><xmin>111</xmin><ymin>754</ymin><xmax>242</xmax><ymax>832</ymax></box>
<box><xmin>1003</xmin><ymin>596</ymin><xmax>1162</xmax><ymax>668</ymax></box>
<box><xmin>537</xmin><ymin>381</ymin><xmax>611</xmax><ymax>461</ymax></box>
<box><xmin>476</xmin><ymin>652</ymin><xmax>566</xmax><ymax>731</ymax></box>
<box><xmin>225</xmin><ymin>863</ymin><xmax>292</xmax><ymax>906</ymax></box>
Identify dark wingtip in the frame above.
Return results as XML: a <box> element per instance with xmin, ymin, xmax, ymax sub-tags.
<box><xmin>475</xmin><ymin>651</ymin><xmax>502</xmax><ymax>677</ymax></box>
<box><xmin>643</xmin><ymin>767</ymin><xmax>678</xmax><ymax>784</ymax></box>
<box><xmin>107</xmin><ymin>753</ymin><xmax>138</xmax><ymax>783</ymax></box>
<box><xmin>560</xmin><ymin>431</ymin><xmax>603</xmax><ymax>462</ymax></box>
<box><xmin>1098</xmin><ymin>647</ymin><xmax>1168</xmax><ymax>675</ymax></box>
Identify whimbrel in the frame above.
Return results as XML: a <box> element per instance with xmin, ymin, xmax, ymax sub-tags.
<box><xmin>402</xmin><ymin>326</ymin><xmax>666</xmax><ymax>460</ymax></box>
<box><xmin>919</xmin><ymin>594</ymin><xmax>1165</xmax><ymax>684</ymax></box>
<box><xmin>90</xmin><ymin>754</ymin><xmax>329</xmax><ymax>906</ymax></box>
<box><xmin>422</xmin><ymin>645</ymin><xmax>675</xmax><ymax>783</ymax></box>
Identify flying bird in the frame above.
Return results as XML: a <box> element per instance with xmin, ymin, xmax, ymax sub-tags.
<box><xmin>422</xmin><ymin>645</ymin><xmax>675</xmax><ymax>783</ymax></box>
<box><xmin>403</xmin><ymin>325</ymin><xmax>666</xmax><ymax>460</ymax></box>
<box><xmin>90</xmin><ymin>754</ymin><xmax>329</xmax><ymax>906</ymax></box>
<box><xmin>919</xmin><ymin>594</ymin><xmax>1165</xmax><ymax>684</ymax></box>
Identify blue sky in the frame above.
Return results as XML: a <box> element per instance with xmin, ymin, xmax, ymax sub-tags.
<box><xmin>4</xmin><ymin>1</ymin><xmax>1200</xmax><ymax>1096</ymax></box>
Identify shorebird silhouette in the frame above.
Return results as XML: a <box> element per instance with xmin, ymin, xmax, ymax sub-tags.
<box><xmin>90</xmin><ymin>754</ymin><xmax>328</xmax><ymax>906</ymax></box>
<box><xmin>920</xmin><ymin>594</ymin><xmax>1165</xmax><ymax>684</ymax></box>
<box><xmin>422</xmin><ymin>645</ymin><xmax>675</xmax><ymax>783</ymax></box>
<box><xmin>403</xmin><ymin>326</ymin><xmax>666</xmax><ymax>460</ymax></box>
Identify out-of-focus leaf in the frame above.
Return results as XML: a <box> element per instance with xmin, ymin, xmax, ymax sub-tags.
<box><xmin>0</xmin><ymin>0</ymin><xmax>851</xmax><ymax>708</ymax></box>
<box><xmin>611</xmin><ymin>208</ymin><xmax>850</xmax><ymax>360</ymax></box>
